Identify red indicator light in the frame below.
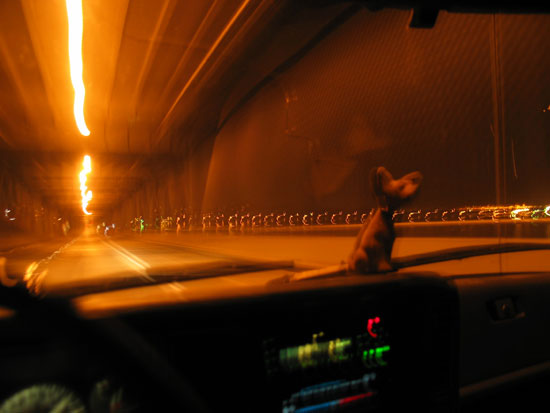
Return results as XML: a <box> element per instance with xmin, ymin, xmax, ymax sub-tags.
<box><xmin>367</xmin><ymin>317</ymin><xmax>381</xmax><ymax>338</ymax></box>
<box><xmin>339</xmin><ymin>392</ymin><xmax>373</xmax><ymax>406</ymax></box>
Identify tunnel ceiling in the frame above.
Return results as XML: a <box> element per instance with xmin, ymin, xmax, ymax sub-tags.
<box><xmin>0</xmin><ymin>0</ymin><xmax>349</xmax><ymax>217</ymax></box>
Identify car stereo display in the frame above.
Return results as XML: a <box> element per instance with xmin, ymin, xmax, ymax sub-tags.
<box><xmin>263</xmin><ymin>315</ymin><xmax>390</xmax><ymax>413</ymax></box>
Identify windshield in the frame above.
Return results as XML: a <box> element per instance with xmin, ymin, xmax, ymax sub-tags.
<box><xmin>1</xmin><ymin>1</ymin><xmax>550</xmax><ymax>296</ymax></box>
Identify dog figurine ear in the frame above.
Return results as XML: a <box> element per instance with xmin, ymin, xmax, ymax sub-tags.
<box><xmin>390</xmin><ymin>170</ymin><xmax>422</xmax><ymax>202</ymax></box>
<box><xmin>348</xmin><ymin>167</ymin><xmax>422</xmax><ymax>274</ymax></box>
<box><xmin>376</xmin><ymin>167</ymin><xmax>422</xmax><ymax>209</ymax></box>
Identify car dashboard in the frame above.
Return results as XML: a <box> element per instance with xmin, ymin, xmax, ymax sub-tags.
<box><xmin>0</xmin><ymin>263</ymin><xmax>548</xmax><ymax>412</ymax></box>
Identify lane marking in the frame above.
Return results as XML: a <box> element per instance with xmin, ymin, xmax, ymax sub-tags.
<box><xmin>101</xmin><ymin>238</ymin><xmax>153</xmax><ymax>281</ymax></box>
<box><xmin>104</xmin><ymin>239</ymin><xmax>151</xmax><ymax>268</ymax></box>
<box><xmin>22</xmin><ymin>237</ymin><xmax>79</xmax><ymax>294</ymax></box>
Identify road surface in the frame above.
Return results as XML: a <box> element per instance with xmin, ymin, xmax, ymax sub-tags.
<box><xmin>2</xmin><ymin>225</ymin><xmax>550</xmax><ymax>296</ymax></box>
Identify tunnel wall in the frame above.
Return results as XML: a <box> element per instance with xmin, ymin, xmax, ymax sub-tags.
<box><xmin>108</xmin><ymin>139</ymin><xmax>214</xmax><ymax>228</ymax></box>
<box><xmin>202</xmin><ymin>9</ymin><xmax>496</xmax><ymax>213</ymax></box>
<box><xmin>0</xmin><ymin>157</ymin><xmax>64</xmax><ymax>236</ymax></box>
<box><xmin>110</xmin><ymin>9</ymin><xmax>550</xmax><ymax>225</ymax></box>
<box><xmin>202</xmin><ymin>10</ymin><xmax>550</xmax><ymax>213</ymax></box>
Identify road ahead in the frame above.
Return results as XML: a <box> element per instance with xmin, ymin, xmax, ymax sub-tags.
<box><xmin>3</xmin><ymin>227</ymin><xmax>550</xmax><ymax>297</ymax></box>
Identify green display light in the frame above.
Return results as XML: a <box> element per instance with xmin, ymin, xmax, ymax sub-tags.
<box><xmin>375</xmin><ymin>345</ymin><xmax>390</xmax><ymax>366</ymax></box>
<box><xmin>362</xmin><ymin>345</ymin><xmax>390</xmax><ymax>367</ymax></box>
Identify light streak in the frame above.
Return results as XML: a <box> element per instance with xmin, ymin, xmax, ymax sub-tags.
<box><xmin>79</xmin><ymin>155</ymin><xmax>92</xmax><ymax>215</ymax></box>
<box><xmin>156</xmin><ymin>0</ymin><xmax>251</xmax><ymax>142</ymax></box>
<box><xmin>511</xmin><ymin>207</ymin><xmax>529</xmax><ymax>219</ymax></box>
<box><xmin>24</xmin><ymin>261</ymin><xmax>38</xmax><ymax>282</ymax></box>
<box><xmin>66</xmin><ymin>0</ymin><xmax>90</xmax><ymax>136</ymax></box>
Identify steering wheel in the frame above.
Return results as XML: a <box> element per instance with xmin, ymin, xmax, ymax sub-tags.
<box><xmin>0</xmin><ymin>283</ymin><xmax>211</xmax><ymax>412</ymax></box>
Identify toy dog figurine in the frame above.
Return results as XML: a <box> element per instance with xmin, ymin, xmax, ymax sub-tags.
<box><xmin>348</xmin><ymin>166</ymin><xmax>422</xmax><ymax>273</ymax></box>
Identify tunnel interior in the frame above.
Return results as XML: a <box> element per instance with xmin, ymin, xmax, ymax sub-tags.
<box><xmin>2</xmin><ymin>1</ymin><xmax>550</xmax><ymax>238</ymax></box>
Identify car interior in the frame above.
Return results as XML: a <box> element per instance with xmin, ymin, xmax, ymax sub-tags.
<box><xmin>0</xmin><ymin>1</ymin><xmax>549</xmax><ymax>412</ymax></box>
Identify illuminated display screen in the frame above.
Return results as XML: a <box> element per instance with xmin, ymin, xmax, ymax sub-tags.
<box><xmin>279</xmin><ymin>336</ymin><xmax>353</xmax><ymax>371</ymax></box>
<box><xmin>263</xmin><ymin>315</ymin><xmax>390</xmax><ymax>412</ymax></box>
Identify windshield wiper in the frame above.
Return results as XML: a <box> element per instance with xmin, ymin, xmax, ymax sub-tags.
<box><xmin>277</xmin><ymin>242</ymin><xmax>550</xmax><ymax>283</ymax></box>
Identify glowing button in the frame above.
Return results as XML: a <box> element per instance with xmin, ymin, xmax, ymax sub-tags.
<box><xmin>367</xmin><ymin>317</ymin><xmax>381</xmax><ymax>338</ymax></box>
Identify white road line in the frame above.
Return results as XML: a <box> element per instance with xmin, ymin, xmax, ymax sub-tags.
<box><xmin>101</xmin><ymin>239</ymin><xmax>154</xmax><ymax>281</ymax></box>
<box><xmin>105</xmin><ymin>239</ymin><xmax>151</xmax><ymax>268</ymax></box>
<box><xmin>23</xmin><ymin>237</ymin><xmax>79</xmax><ymax>294</ymax></box>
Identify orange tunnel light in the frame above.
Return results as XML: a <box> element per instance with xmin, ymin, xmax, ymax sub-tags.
<box><xmin>66</xmin><ymin>0</ymin><xmax>90</xmax><ymax>136</ymax></box>
<box><xmin>80</xmin><ymin>154</ymin><xmax>92</xmax><ymax>215</ymax></box>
